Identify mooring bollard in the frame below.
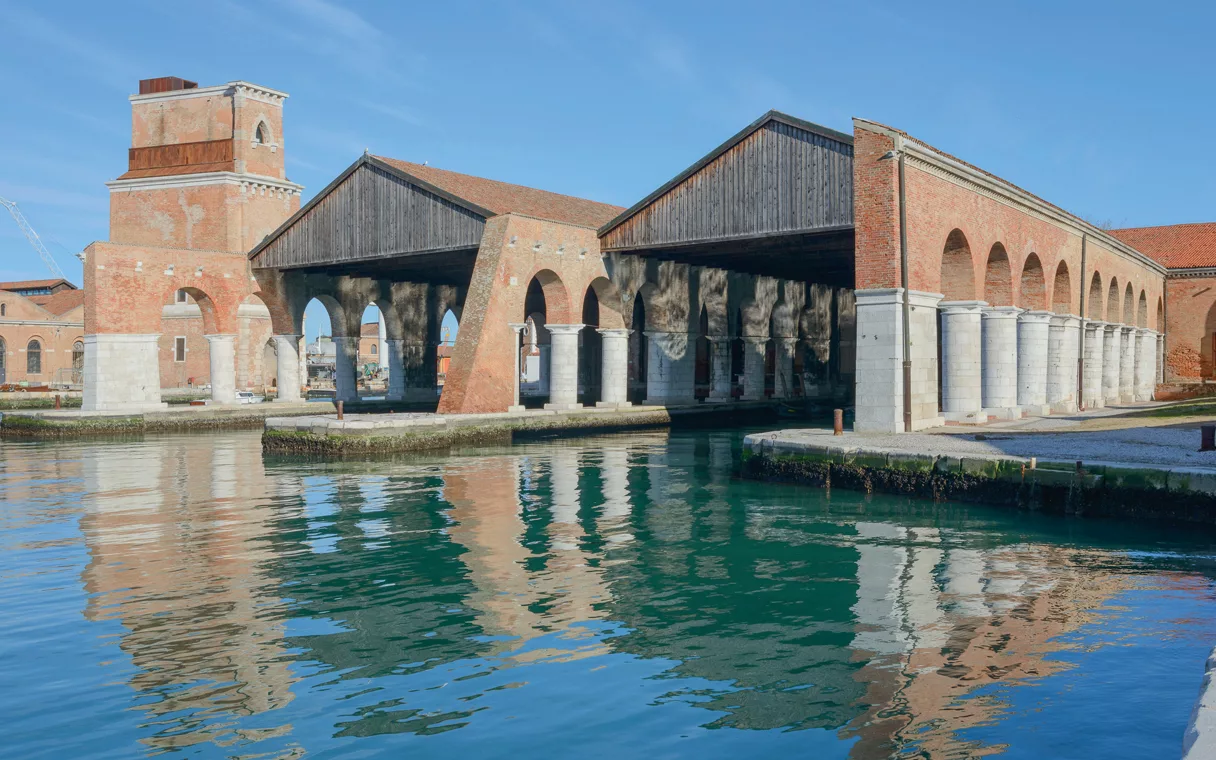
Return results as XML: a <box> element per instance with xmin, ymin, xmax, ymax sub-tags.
<box><xmin>1201</xmin><ymin>425</ymin><xmax>1215</xmax><ymax>452</ymax></box>
<box><xmin>53</xmin><ymin>394</ymin><xmax>61</xmax><ymax>410</ymax></box>
<box><xmin>337</xmin><ymin>400</ymin><xmax>344</xmax><ymax>421</ymax></box>
<box><xmin>833</xmin><ymin>408</ymin><xmax>843</xmax><ymax>436</ymax></box>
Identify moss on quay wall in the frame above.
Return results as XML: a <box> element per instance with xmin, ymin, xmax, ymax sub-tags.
<box><xmin>742</xmin><ymin>451</ymin><xmax>1216</xmax><ymax>526</ymax></box>
<box><xmin>0</xmin><ymin>405</ymin><xmax>330</xmax><ymax>438</ymax></box>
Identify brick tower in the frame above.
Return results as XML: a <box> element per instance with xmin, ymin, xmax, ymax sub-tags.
<box><xmin>82</xmin><ymin>77</ymin><xmax>303</xmax><ymax>411</ymax></box>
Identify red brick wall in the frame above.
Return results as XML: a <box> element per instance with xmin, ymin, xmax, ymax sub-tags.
<box><xmin>1164</xmin><ymin>275</ymin><xmax>1215</xmax><ymax>381</ymax></box>
<box><xmin>0</xmin><ymin>296</ymin><xmax>84</xmax><ymax>385</ymax></box>
<box><xmin>854</xmin><ymin>122</ymin><xmax>1165</xmax><ymax>322</ymax></box>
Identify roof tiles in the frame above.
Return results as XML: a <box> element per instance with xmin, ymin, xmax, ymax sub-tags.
<box><xmin>1110</xmin><ymin>223</ymin><xmax>1216</xmax><ymax>270</ymax></box>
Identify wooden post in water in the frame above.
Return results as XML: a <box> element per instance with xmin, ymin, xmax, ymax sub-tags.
<box><xmin>337</xmin><ymin>400</ymin><xmax>344</xmax><ymax>421</ymax></box>
<box><xmin>53</xmin><ymin>394</ymin><xmax>61</xmax><ymax>410</ymax></box>
<box><xmin>833</xmin><ymin>408</ymin><xmax>843</xmax><ymax>436</ymax></box>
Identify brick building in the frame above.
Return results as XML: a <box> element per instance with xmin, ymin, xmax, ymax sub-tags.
<box><xmin>0</xmin><ymin>279</ymin><xmax>85</xmax><ymax>386</ymax></box>
<box><xmin>74</xmin><ymin>74</ymin><xmax>1216</xmax><ymax>429</ymax></box>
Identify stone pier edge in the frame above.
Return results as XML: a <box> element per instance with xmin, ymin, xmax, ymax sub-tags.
<box><xmin>1184</xmin><ymin>647</ymin><xmax>1216</xmax><ymax>759</ymax></box>
<box><xmin>741</xmin><ymin>433</ymin><xmax>1216</xmax><ymax>525</ymax></box>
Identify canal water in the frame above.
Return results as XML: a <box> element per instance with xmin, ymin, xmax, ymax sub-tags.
<box><xmin>2</xmin><ymin>430</ymin><xmax>1214</xmax><ymax>759</ymax></box>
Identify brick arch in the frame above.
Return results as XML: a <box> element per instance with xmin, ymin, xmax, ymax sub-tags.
<box><xmin>173</xmin><ymin>285</ymin><xmax>224</xmax><ymax>335</ymax></box>
<box><xmin>1019</xmin><ymin>253</ymin><xmax>1047</xmax><ymax>310</ymax></box>
<box><xmin>523</xmin><ymin>268</ymin><xmax>572</xmax><ymax>324</ymax></box>
<box><xmin>1106</xmin><ymin>277</ymin><xmax>1121</xmax><ymax>322</ymax></box>
<box><xmin>1123</xmin><ymin>283</ymin><xmax>1135</xmax><ymax>325</ymax></box>
<box><xmin>581</xmin><ymin>277</ymin><xmax>626</xmax><ymax>330</ymax></box>
<box><xmin>1138</xmin><ymin>291</ymin><xmax>1148</xmax><ymax>328</ymax></box>
<box><xmin>300</xmin><ymin>293</ymin><xmax>346</xmax><ymax>338</ymax></box>
<box><xmin>984</xmin><ymin>243</ymin><xmax>1013</xmax><ymax>306</ymax></box>
<box><xmin>940</xmin><ymin>228</ymin><xmax>975</xmax><ymax>300</ymax></box>
<box><xmin>1088</xmin><ymin>272</ymin><xmax>1104</xmax><ymax>319</ymax></box>
<box><xmin>1051</xmin><ymin>260</ymin><xmax>1073</xmax><ymax>314</ymax></box>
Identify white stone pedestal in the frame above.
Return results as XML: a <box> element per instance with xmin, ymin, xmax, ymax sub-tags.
<box><xmin>1102</xmin><ymin>324</ymin><xmax>1121</xmax><ymax>405</ymax></box>
<box><xmin>1047</xmin><ymin>315</ymin><xmax>1080</xmax><ymax>413</ymax></box>
<box><xmin>644</xmin><ymin>330</ymin><xmax>696</xmax><ymax>405</ymax></box>
<box><xmin>1081</xmin><ymin>321</ymin><xmax>1105</xmax><ymax>408</ymax></box>
<box><xmin>740</xmin><ymin>336</ymin><xmax>767</xmax><ymax>401</ymax></box>
<box><xmin>596</xmin><ymin>328</ymin><xmax>631</xmax><ymax>408</ymax></box>
<box><xmin>545</xmin><ymin>323</ymin><xmax>583</xmax><ymax>410</ymax></box>
<box><xmin>939</xmin><ymin>301</ymin><xmax>986</xmax><ymax>423</ymax></box>
<box><xmin>981</xmin><ymin>306</ymin><xmax>1022</xmax><ymax>419</ymax></box>
<box><xmin>272</xmin><ymin>334</ymin><xmax>302</xmax><ymax>403</ymax></box>
<box><xmin>205</xmin><ymin>334</ymin><xmax>237</xmax><ymax>404</ymax></box>
<box><xmin>81</xmin><ymin>333</ymin><xmax>167</xmax><ymax>411</ymax></box>
<box><xmin>1016</xmin><ymin>310</ymin><xmax>1053</xmax><ymax>416</ymax></box>
<box><xmin>1135</xmin><ymin>329</ymin><xmax>1157</xmax><ymax>401</ymax></box>
<box><xmin>385</xmin><ymin>338</ymin><xmax>406</xmax><ymax>402</ymax></box>
<box><xmin>773</xmin><ymin>337</ymin><xmax>797</xmax><ymax>399</ymax></box>
<box><xmin>853</xmin><ymin>288</ymin><xmax>944</xmax><ymax>433</ymax></box>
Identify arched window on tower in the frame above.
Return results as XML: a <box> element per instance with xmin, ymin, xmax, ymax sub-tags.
<box><xmin>254</xmin><ymin>123</ymin><xmax>267</xmax><ymax>145</ymax></box>
<box><xmin>72</xmin><ymin>341</ymin><xmax>84</xmax><ymax>372</ymax></box>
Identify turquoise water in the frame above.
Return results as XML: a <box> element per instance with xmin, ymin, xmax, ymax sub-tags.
<box><xmin>1</xmin><ymin>429</ymin><xmax>1214</xmax><ymax>759</ymax></box>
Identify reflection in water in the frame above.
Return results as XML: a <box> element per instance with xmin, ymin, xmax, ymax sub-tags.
<box><xmin>1</xmin><ymin>430</ymin><xmax>1214</xmax><ymax>758</ymax></box>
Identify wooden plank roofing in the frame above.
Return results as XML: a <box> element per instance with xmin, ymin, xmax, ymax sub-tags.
<box><xmin>598</xmin><ymin>110</ymin><xmax>854</xmax><ymax>253</ymax></box>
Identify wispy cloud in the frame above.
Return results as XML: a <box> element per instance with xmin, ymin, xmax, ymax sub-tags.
<box><xmin>4</xmin><ymin>5</ymin><xmax>139</xmax><ymax>90</ymax></box>
<box><xmin>354</xmin><ymin>99</ymin><xmax>424</xmax><ymax>128</ymax></box>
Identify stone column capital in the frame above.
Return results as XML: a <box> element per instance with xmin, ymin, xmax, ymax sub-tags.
<box><xmin>1049</xmin><ymin>314</ymin><xmax>1081</xmax><ymax>327</ymax></box>
<box><xmin>545</xmin><ymin>323</ymin><xmax>586</xmax><ymax>335</ymax></box>
<box><xmin>273</xmin><ymin>333</ymin><xmax>303</xmax><ymax>340</ymax></box>
<box><xmin>1017</xmin><ymin>310</ymin><xmax>1055</xmax><ymax>323</ymax></box>
<box><xmin>741</xmin><ymin>335</ymin><xmax>768</xmax><ymax>346</ymax></box>
<box><xmin>982</xmin><ymin>305</ymin><xmax>1023</xmax><ymax>318</ymax></box>
<box><xmin>508</xmin><ymin>322</ymin><xmax>528</xmax><ymax>333</ymax></box>
<box><xmin>596</xmin><ymin>327</ymin><xmax>631</xmax><ymax>337</ymax></box>
<box><xmin>1084</xmin><ymin>319</ymin><xmax>1108</xmax><ymax>330</ymax></box>
<box><xmin>939</xmin><ymin>300</ymin><xmax>988</xmax><ymax>314</ymax></box>
<box><xmin>204</xmin><ymin>333</ymin><xmax>237</xmax><ymax>342</ymax></box>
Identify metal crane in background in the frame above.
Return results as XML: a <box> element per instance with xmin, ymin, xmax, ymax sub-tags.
<box><xmin>1</xmin><ymin>196</ymin><xmax>66</xmax><ymax>280</ymax></box>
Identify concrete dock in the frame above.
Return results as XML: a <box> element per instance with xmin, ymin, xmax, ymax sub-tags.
<box><xmin>0</xmin><ymin>400</ymin><xmax>335</xmax><ymax>436</ymax></box>
<box><xmin>743</xmin><ymin>424</ymin><xmax>1216</xmax><ymax>525</ymax></box>
<box><xmin>262</xmin><ymin>400</ymin><xmax>779</xmax><ymax>455</ymax></box>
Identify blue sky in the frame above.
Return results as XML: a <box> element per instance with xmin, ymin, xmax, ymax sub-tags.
<box><xmin>2</xmin><ymin>0</ymin><xmax>1212</xmax><ymax>343</ymax></box>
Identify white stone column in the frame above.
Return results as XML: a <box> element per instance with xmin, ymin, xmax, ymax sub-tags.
<box><xmin>773</xmin><ymin>337</ymin><xmax>798</xmax><ymax>399</ymax></box>
<box><xmin>644</xmin><ymin>331</ymin><xmax>696</xmax><ymax>405</ymax></box>
<box><xmin>333</xmin><ymin>336</ymin><xmax>359</xmax><ymax>403</ymax></box>
<box><xmin>1157</xmin><ymin>333</ymin><xmax>1166</xmax><ymax>384</ymax></box>
<box><xmin>81</xmin><ymin>333</ymin><xmax>166</xmax><ymax>411</ymax></box>
<box><xmin>384</xmin><ymin>338</ymin><xmax>406</xmax><ymax>402</ymax></box>
<box><xmin>1016</xmin><ymin>310</ymin><xmax>1053</xmax><ymax>416</ymax></box>
<box><xmin>205</xmin><ymin>334</ymin><xmax>237</xmax><ymax>404</ymax></box>
<box><xmin>1118</xmin><ymin>326</ymin><xmax>1136</xmax><ymax>403</ymax></box>
<box><xmin>1082</xmin><ymin>321</ymin><xmax>1105</xmax><ymax>409</ymax></box>
<box><xmin>400</xmin><ymin>343</ymin><xmax>434</xmax><ymax>402</ymax></box>
<box><xmin>853</xmin><ymin>288</ymin><xmax>943</xmax><ymax>433</ymax></box>
<box><xmin>740</xmin><ymin>336</ymin><xmax>767</xmax><ymax>401</ymax></box>
<box><xmin>1102</xmin><ymin>324</ymin><xmax>1120</xmax><ymax>405</ymax></box>
<box><xmin>707</xmin><ymin>335</ymin><xmax>732</xmax><ymax>402</ymax></box>
<box><xmin>939</xmin><ymin>301</ymin><xmax>985</xmax><ymax>424</ymax></box>
<box><xmin>1136</xmin><ymin>329</ymin><xmax>1156</xmax><ymax>401</ymax></box>
<box><xmin>596</xmin><ymin>328</ymin><xmax>631</xmax><ymax>408</ymax></box>
<box><xmin>981</xmin><ymin>306</ymin><xmax>1021</xmax><ymax>419</ymax></box>
<box><xmin>545</xmin><ymin>323</ymin><xmax>583</xmax><ymax>410</ymax></box>
<box><xmin>272</xmin><ymin>334</ymin><xmax>302</xmax><ymax>403</ymax></box>
<box><xmin>508</xmin><ymin>323</ymin><xmax>527</xmax><ymax>412</ymax></box>
<box><xmin>1047</xmin><ymin>315</ymin><xmax>1080</xmax><ymax>413</ymax></box>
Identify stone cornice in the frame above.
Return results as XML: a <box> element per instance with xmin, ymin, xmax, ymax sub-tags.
<box><xmin>854</xmin><ymin>119</ymin><xmax>1167</xmax><ymax>277</ymax></box>
<box><xmin>1165</xmin><ymin>267</ymin><xmax>1216</xmax><ymax>279</ymax></box>
<box><xmin>130</xmin><ymin>80</ymin><xmax>288</xmax><ymax>105</ymax></box>
<box><xmin>106</xmin><ymin>172</ymin><xmax>303</xmax><ymax>196</ymax></box>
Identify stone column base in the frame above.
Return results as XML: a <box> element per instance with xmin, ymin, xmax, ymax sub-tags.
<box><xmin>944</xmin><ymin>410</ymin><xmax>985</xmax><ymax>424</ymax></box>
<box><xmin>1021</xmin><ymin>403</ymin><xmax>1053</xmax><ymax>417</ymax></box>
<box><xmin>1050</xmin><ymin>399</ymin><xmax>1078</xmax><ymax>414</ymax></box>
<box><xmin>544</xmin><ymin>402</ymin><xmax>583</xmax><ymax>411</ymax></box>
<box><xmin>595</xmin><ymin>400</ymin><xmax>633</xmax><ymax>408</ymax></box>
<box><xmin>507</xmin><ymin>405</ymin><xmax>528</xmax><ymax>413</ymax></box>
<box><xmin>81</xmin><ymin>334</ymin><xmax>167</xmax><ymax>412</ymax></box>
<box><xmin>983</xmin><ymin>405</ymin><xmax>1022</xmax><ymax>421</ymax></box>
<box><xmin>911</xmin><ymin>415</ymin><xmax>946</xmax><ymax>431</ymax></box>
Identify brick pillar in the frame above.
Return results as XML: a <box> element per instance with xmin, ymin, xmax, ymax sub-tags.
<box><xmin>939</xmin><ymin>301</ymin><xmax>985</xmax><ymax>423</ymax></box>
<box><xmin>1102</xmin><ymin>324</ymin><xmax>1120</xmax><ymax>405</ymax></box>
<box><xmin>81</xmin><ymin>334</ymin><xmax>166</xmax><ymax>411</ymax></box>
<box><xmin>1016</xmin><ymin>310</ymin><xmax>1053</xmax><ymax>416</ymax></box>
<box><xmin>205</xmin><ymin>334</ymin><xmax>237</xmax><ymax>404</ymax></box>
<box><xmin>740</xmin><ymin>336</ymin><xmax>767</xmax><ymax>401</ymax></box>
<box><xmin>272</xmin><ymin>334</ymin><xmax>302</xmax><ymax>403</ymax></box>
<box><xmin>707</xmin><ymin>336</ymin><xmax>732</xmax><ymax>402</ymax></box>
<box><xmin>1082</xmin><ymin>321</ymin><xmax>1105</xmax><ymax>409</ymax></box>
<box><xmin>644</xmin><ymin>331</ymin><xmax>696</xmax><ymax>405</ymax></box>
<box><xmin>1047</xmin><ymin>315</ymin><xmax>1080</xmax><ymax>413</ymax></box>
<box><xmin>596</xmin><ymin>328</ymin><xmax>631</xmax><ymax>408</ymax></box>
<box><xmin>981</xmin><ymin>306</ymin><xmax>1021</xmax><ymax>419</ymax></box>
<box><xmin>333</xmin><ymin>336</ymin><xmax>359</xmax><ymax>403</ymax></box>
<box><xmin>1119</xmin><ymin>326</ymin><xmax>1136</xmax><ymax>403</ymax></box>
<box><xmin>545</xmin><ymin>324</ymin><xmax>583</xmax><ymax>411</ymax></box>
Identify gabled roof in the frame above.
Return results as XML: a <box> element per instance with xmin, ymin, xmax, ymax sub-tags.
<box><xmin>373</xmin><ymin>156</ymin><xmax>623</xmax><ymax>229</ymax></box>
<box><xmin>28</xmin><ymin>290</ymin><xmax>86</xmax><ymax>316</ymax></box>
<box><xmin>250</xmin><ymin>154</ymin><xmax>623</xmax><ymax>261</ymax></box>
<box><xmin>1109</xmin><ymin>223</ymin><xmax>1216</xmax><ymax>270</ymax></box>
<box><xmin>598</xmin><ymin>110</ymin><xmax>853</xmax><ymax>238</ymax></box>
<box><xmin>0</xmin><ymin>278</ymin><xmax>76</xmax><ymax>292</ymax></box>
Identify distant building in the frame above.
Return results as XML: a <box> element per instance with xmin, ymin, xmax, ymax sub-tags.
<box><xmin>357</xmin><ymin>322</ymin><xmax>380</xmax><ymax>370</ymax></box>
<box><xmin>0</xmin><ymin>279</ymin><xmax>85</xmax><ymax>387</ymax></box>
